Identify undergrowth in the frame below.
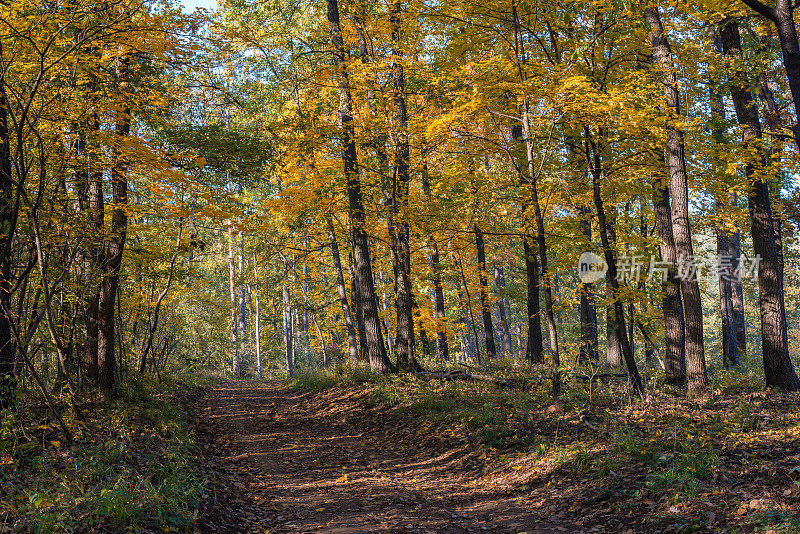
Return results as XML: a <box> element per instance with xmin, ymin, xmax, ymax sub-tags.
<box><xmin>288</xmin><ymin>358</ymin><xmax>800</xmax><ymax>531</ymax></box>
<box><xmin>0</xmin><ymin>374</ymin><xmax>211</xmax><ymax>533</ymax></box>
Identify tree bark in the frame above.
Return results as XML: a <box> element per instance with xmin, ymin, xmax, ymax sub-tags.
<box><xmin>493</xmin><ymin>266</ymin><xmax>513</xmax><ymax>357</ymax></box>
<box><xmin>327</xmin><ymin>0</ymin><xmax>391</xmax><ymax>372</ymax></box>
<box><xmin>474</xmin><ymin>225</ymin><xmax>496</xmax><ymax>359</ymax></box>
<box><xmin>253</xmin><ymin>253</ymin><xmax>262</xmax><ymax>379</ymax></box>
<box><xmin>227</xmin><ymin>223</ymin><xmax>240</xmax><ymax>376</ymax></box>
<box><xmin>721</xmin><ymin>20</ymin><xmax>800</xmax><ymax>390</ymax></box>
<box><xmin>645</xmin><ymin>6</ymin><xmax>707</xmax><ymax>394</ymax></box>
<box><xmin>605</xmin><ymin>206</ymin><xmax>623</xmax><ymax>369</ymax></box>
<box><xmin>431</xmin><ymin>243</ymin><xmax>449</xmax><ymax>361</ymax></box>
<box><xmin>586</xmin><ymin>130</ymin><xmax>644</xmax><ymax>396</ymax></box>
<box><xmin>576</xmin><ymin>206</ymin><xmax>598</xmax><ymax>364</ymax></box>
<box><xmin>282</xmin><ymin>263</ymin><xmax>294</xmax><ymax>377</ymax></box>
<box><xmin>328</xmin><ymin>219</ymin><xmax>359</xmax><ymax>362</ymax></box>
<box><xmin>0</xmin><ymin>57</ymin><xmax>15</xmax><ymax>407</ymax></box>
<box><xmin>523</xmin><ymin>238</ymin><xmax>543</xmax><ymax>363</ymax></box>
<box><xmin>651</xmin><ymin>156</ymin><xmax>686</xmax><ymax>382</ymax></box>
<box><xmin>390</xmin><ymin>0</ymin><xmax>415</xmax><ymax>371</ymax></box>
<box><xmin>96</xmin><ymin>58</ymin><xmax>131</xmax><ymax>392</ymax></box>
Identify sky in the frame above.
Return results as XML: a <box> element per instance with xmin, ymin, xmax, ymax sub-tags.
<box><xmin>181</xmin><ymin>0</ymin><xmax>217</xmax><ymax>12</ymax></box>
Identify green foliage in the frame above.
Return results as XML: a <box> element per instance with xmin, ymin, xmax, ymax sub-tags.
<box><xmin>1</xmin><ymin>378</ymin><xmax>207</xmax><ymax>533</ymax></box>
<box><xmin>289</xmin><ymin>362</ymin><xmax>381</xmax><ymax>392</ymax></box>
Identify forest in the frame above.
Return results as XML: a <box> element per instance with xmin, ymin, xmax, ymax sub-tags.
<box><xmin>2</xmin><ymin>0</ymin><xmax>800</xmax><ymax>531</ymax></box>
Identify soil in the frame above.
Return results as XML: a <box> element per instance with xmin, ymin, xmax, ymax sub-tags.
<box><xmin>192</xmin><ymin>380</ymin><xmax>576</xmax><ymax>534</ymax></box>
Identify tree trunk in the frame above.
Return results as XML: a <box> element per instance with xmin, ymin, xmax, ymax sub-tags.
<box><xmin>349</xmin><ymin>251</ymin><xmax>368</xmax><ymax>360</ymax></box>
<box><xmin>327</xmin><ymin>0</ymin><xmax>391</xmax><ymax>372</ymax></box>
<box><xmin>227</xmin><ymin>223</ymin><xmax>240</xmax><ymax>376</ymax></box>
<box><xmin>390</xmin><ymin>0</ymin><xmax>415</xmax><ymax>371</ymax></box>
<box><xmin>282</xmin><ymin>270</ymin><xmax>294</xmax><ymax>377</ymax></box>
<box><xmin>645</xmin><ymin>6</ymin><xmax>707</xmax><ymax>394</ymax></box>
<box><xmin>651</xmin><ymin>157</ymin><xmax>686</xmax><ymax>383</ymax></box>
<box><xmin>576</xmin><ymin>206</ymin><xmax>598</xmax><ymax>364</ymax></box>
<box><xmin>456</xmin><ymin>249</ymin><xmax>480</xmax><ymax>361</ymax></box>
<box><xmin>721</xmin><ymin>20</ymin><xmax>800</xmax><ymax>391</ymax></box>
<box><xmin>707</xmin><ymin>38</ymin><xmax>740</xmax><ymax>369</ymax></box>
<box><xmin>493</xmin><ymin>266</ymin><xmax>513</xmax><ymax>357</ymax></box>
<box><xmin>253</xmin><ymin>253</ymin><xmax>262</xmax><ymax>379</ymax></box>
<box><xmin>730</xmin><ymin>226</ymin><xmax>746</xmax><ymax>357</ymax></box>
<box><xmin>96</xmin><ymin>59</ymin><xmax>131</xmax><ymax>393</ymax></box>
<box><xmin>474</xmin><ymin>225</ymin><xmax>496</xmax><ymax>359</ymax></box>
<box><xmin>587</xmin><ymin>130</ymin><xmax>644</xmax><ymax>396</ymax></box>
<box><xmin>605</xmin><ymin>206</ymin><xmax>623</xmax><ymax>369</ymax></box>
<box><xmin>328</xmin><ymin>219</ymin><xmax>359</xmax><ymax>362</ymax></box>
<box><xmin>83</xmin><ymin>111</ymin><xmax>104</xmax><ymax>385</ymax></box>
<box><xmin>431</xmin><ymin>243</ymin><xmax>449</xmax><ymax>361</ymax></box>
<box><xmin>239</xmin><ymin>233</ymin><xmax>247</xmax><ymax>351</ymax></box>
<box><xmin>523</xmin><ymin>238</ymin><xmax>543</xmax><ymax>363</ymax></box>
<box><xmin>0</xmin><ymin>60</ymin><xmax>15</xmax><ymax>407</ymax></box>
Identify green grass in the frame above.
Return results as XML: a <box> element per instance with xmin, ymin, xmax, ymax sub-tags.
<box><xmin>289</xmin><ymin>362</ymin><xmax>380</xmax><ymax>392</ymax></box>
<box><xmin>1</xmin><ymin>376</ymin><xmax>208</xmax><ymax>533</ymax></box>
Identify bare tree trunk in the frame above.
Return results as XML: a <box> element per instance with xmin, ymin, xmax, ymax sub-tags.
<box><xmin>282</xmin><ymin>274</ymin><xmax>294</xmax><ymax>377</ymax></box>
<box><xmin>348</xmin><ymin>251</ymin><xmax>368</xmax><ymax>360</ymax></box>
<box><xmin>707</xmin><ymin>35</ymin><xmax>740</xmax><ymax>368</ymax></box>
<box><xmin>253</xmin><ymin>253</ymin><xmax>262</xmax><ymax>379</ymax></box>
<box><xmin>83</xmin><ymin>111</ymin><xmax>104</xmax><ymax>385</ymax></box>
<box><xmin>474</xmin><ymin>225</ymin><xmax>496</xmax><ymax>359</ymax></box>
<box><xmin>431</xmin><ymin>243</ymin><xmax>449</xmax><ymax>360</ymax></box>
<box><xmin>0</xmin><ymin>59</ymin><xmax>15</xmax><ymax>407</ymax></box>
<box><xmin>96</xmin><ymin>59</ymin><xmax>131</xmax><ymax>393</ymax></box>
<box><xmin>327</xmin><ymin>0</ymin><xmax>391</xmax><ymax>372</ymax></box>
<box><xmin>239</xmin><ymin>233</ymin><xmax>247</xmax><ymax>353</ymax></box>
<box><xmin>493</xmin><ymin>266</ymin><xmax>512</xmax><ymax>357</ymax></box>
<box><xmin>730</xmin><ymin>226</ymin><xmax>746</xmax><ymax>357</ymax></box>
<box><xmin>227</xmin><ymin>223</ymin><xmax>240</xmax><ymax>376</ymax></box>
<box><xmin>389</xmin><ymin>0</ymin><xmax>415</xmax><ymax>371</ymax></box>
<box><xmin>605</xmin><ymin>206</ymin><xmax>623</xmax><ymax>369</ymax></box>
<box><xmin>523</xmin><ymin>238</ymin><xmax>543</xmax><ymax>363</ymax></box>
<box><xmin>587</xmin><ymin>130</ymin><xmax>644</xmax><ymax>396</ymax></box>
<box><xmin>645</xmin><ymin>6</ymin><xmax>707</xmax><ymax>394</ymax></box>
<box><xmin>328</xmin><ymin>219</ymin><xmax>358</xmax><ymax>362</ymax></box>
<box><xmin>577</xmin><ymin>206</ymin><xmax>598</xmax><ymax>364</ymax></box>
<box><xmin>651</xmin><ymin>157</ymin><xmax>686</xmax><ymax>383</ymax></box>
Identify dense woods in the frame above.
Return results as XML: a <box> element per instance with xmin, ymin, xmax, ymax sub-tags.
<box><xmin>4</xmin><ymin>0</ymin><xmax>800</xmax><ymax>531</ymax></box>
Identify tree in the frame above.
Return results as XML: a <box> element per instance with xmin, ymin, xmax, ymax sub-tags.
<box><xmin>720</xmin><ymin>19</ymin><xmax>800</xmax><ymax>391</ymax></box>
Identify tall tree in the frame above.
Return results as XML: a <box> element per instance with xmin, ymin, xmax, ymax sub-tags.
<box><xmin>326</xmin><ymin>0</ymin><xmax>391</xmax><ymax>371</ymax></box>
<box><xmin>720</xmin><ymin>20</ymin><xmax>800</xmax><ymax>391</ymax></box>
<box><xmin>389</xmin><ymin>0</ymin><xmax>415</xmax><ymax>371</ymax></box>
<box><xmin>474</xmin><ymin>225</ymin><xmax>496</xmax><ymax>359</ymax></box>
<box><xmin>645</xmin><ymin>5</ymin><xmax>707</xmax><ymax>394</ymax></box>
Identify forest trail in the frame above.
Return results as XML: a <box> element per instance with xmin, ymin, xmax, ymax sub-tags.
<box><xmin>193</xmin><ymin>380</ymin><xmax>575</xmax><ymax>534</ymax></box>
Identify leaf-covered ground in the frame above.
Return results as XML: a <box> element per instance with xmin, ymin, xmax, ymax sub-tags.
<box><xmin>196</xmin><ymin>373</ymin><xmax>800</xmax><ymax>533</ymax></box>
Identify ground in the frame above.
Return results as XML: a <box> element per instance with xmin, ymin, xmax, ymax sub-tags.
<box><xmin>190</xmin><ymin>374</ymin><xmax>800</xmax><ymax>534</ymax></box>
<box><xmin>193</xmin><ymin>380</ymin><xmax>575</xmax><ymax>533</ymax></box>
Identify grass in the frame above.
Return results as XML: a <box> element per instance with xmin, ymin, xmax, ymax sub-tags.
<box><xmin>0</xmin><ymin>375</ymin><xmax>210</xmax><ymax>533</ymax></box>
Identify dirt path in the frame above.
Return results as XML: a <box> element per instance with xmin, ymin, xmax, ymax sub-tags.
<box><xmin>193</xmin><ymin>380</ymin><xmax>577</xmax><ymax>534</ymax></box>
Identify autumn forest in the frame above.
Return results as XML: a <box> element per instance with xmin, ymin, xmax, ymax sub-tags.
<box><xmin>3</xmin><ymin>0</ymin><xmax>800</xmax><ymax>532</ymax></box>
